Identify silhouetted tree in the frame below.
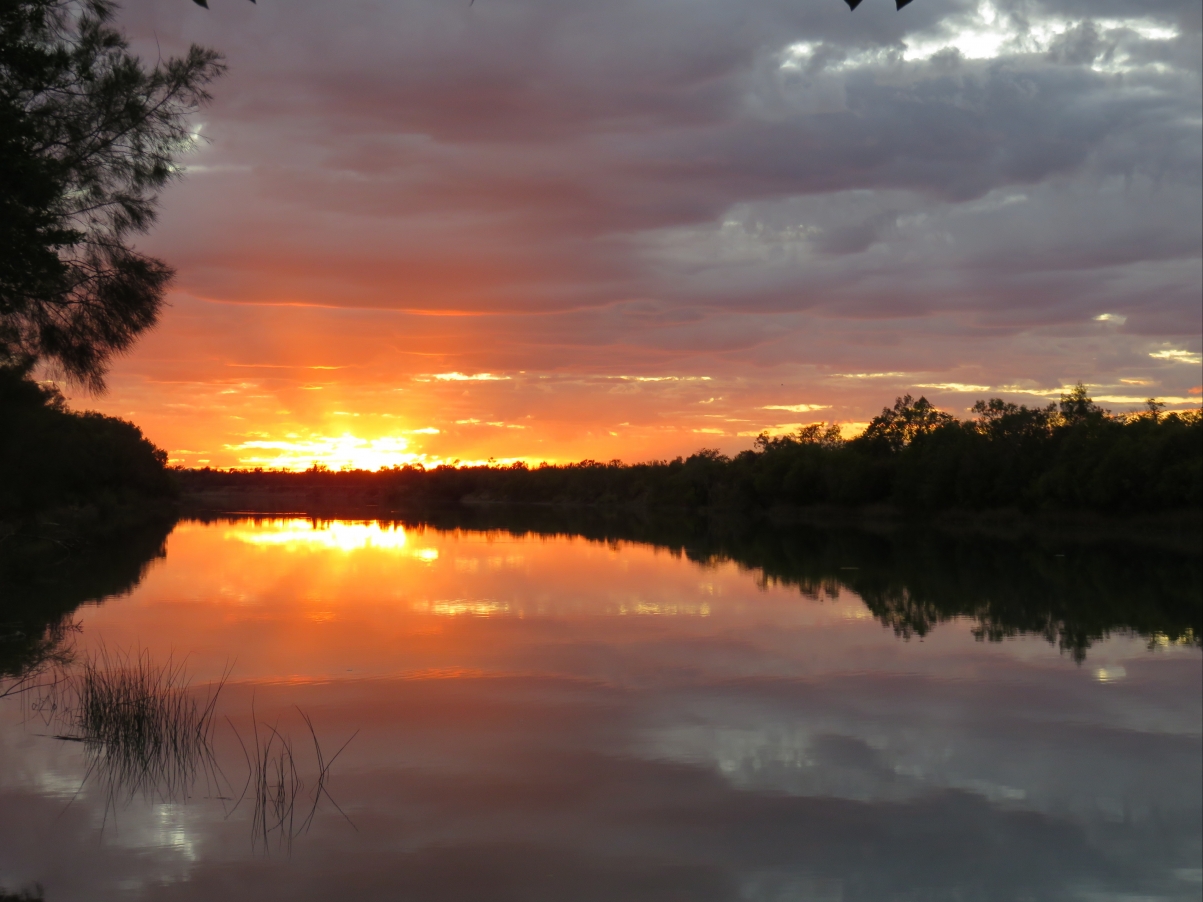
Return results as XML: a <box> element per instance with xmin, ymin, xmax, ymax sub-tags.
<box><xmin>0</xmin><ymin>0</ymin><xmax>224</xmax><ymax>389</ymax></box>
<box><xmin>1058</xmin><ymin>382</ymin><xmax>1105</xmax><ymax>425</ymax></box>
<box><xmin>176</xmin><ymin>390</ymin><xmax>1201</xmax><ymax>515</ymax></box>
<box><xmin>0</xmin><ymin>362</ymin><xmax>174</xmax><ymax>520</ymax></box>
<box><xmin>857</xmin><ymin>394</ymin><xmax>956</xmax><ymax>454</ymax></box>
<box><xmin>845</xmin><ymin>0</ymin><xmax>914</xmax><ymax>8</ymax></box>
<box><xmin>756</xmin><ymin>421</ymin><xmax>844</xmax><ymax>452</ymax></box>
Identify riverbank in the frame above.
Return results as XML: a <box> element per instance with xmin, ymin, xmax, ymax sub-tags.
<box><xmin>0</xmin><ymin>497</ymin><xmax>178</xmax><ymax>560</ymax></box>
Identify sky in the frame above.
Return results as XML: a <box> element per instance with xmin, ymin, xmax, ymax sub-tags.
<box><xmin>69</xmin><ymin>0</ymin><xmax>1203</xmax><ymax>469</ymax></box>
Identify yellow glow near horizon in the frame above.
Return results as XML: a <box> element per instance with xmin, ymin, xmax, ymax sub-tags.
<box><xmin>208</xmin><ymin>430</ymin><xmax>559</xmax><ymax>471</ymax></box>
<box><xmin>227</xmin><ymin>433</ymin><xmax>429</xmax><ymax>471</ymax></box>
<box><xmin>225</xmin><ymin>519</ymin><xmax>416</xmax><ymax>553</ymax></box>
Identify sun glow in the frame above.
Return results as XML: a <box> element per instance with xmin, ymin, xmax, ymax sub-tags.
<box><xmin>227</xmin><ymin>433</ymin><xmax>429</xmax><ymax>471</ymax></box>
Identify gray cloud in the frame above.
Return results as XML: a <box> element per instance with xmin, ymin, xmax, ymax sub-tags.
<box><xmin>90</xmin><ymin>0</ymin><xmax>1202</xmax><ymax>448</ymax></box>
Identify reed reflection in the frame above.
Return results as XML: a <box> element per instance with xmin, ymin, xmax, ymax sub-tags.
<box><xmin>30</xmin><ymin>649</ymin><xmax>226</xmax><ymax>811</ymax></box>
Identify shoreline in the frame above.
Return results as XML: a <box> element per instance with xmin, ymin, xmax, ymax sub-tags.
<box><xmin>176</xmin><ymin>487</ymin><xmax>1203</xmax><ymax>553</ymax></box>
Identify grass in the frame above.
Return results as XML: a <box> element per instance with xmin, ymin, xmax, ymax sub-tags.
<box><xmin>32</xmin><ymin>646</ymin><xmax>228</xmax><ymax>808</ymax></box>
<box><xmin>16</xmin><ymin>646</ymin><xmax>356</xmax><ymax>851</ymax></box>
<box><xmin>231</xmin><ymin>704</ymin><xmax>357</xmax><ymax>854</ymax></box>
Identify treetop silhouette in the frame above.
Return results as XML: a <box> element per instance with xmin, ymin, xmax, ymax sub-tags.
<box><xmin>0</xmin><ymin>0</ymin><xmax>224</xmax><ymax>389</ymax></box>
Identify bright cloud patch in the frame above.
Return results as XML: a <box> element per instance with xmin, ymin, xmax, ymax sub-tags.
<box><xmin>915</xmin><ymin>384</ymin><xmax>992</xmax><ymax>393</ymax></box>
<box><xmin>427</xmin><ymin>373</ymin><xmax>511</xmax><ymax>382</ymax></box>
<box><xmin>1150</xmin><ymin>350</ymin><xmax>1203</xmax><ymax>365</ymax></box>
<box><xmin>762</xmin><ymin>404</ymin><xmax>831</xmax><ymax>413</ymax></box>
<box><xmin>617</xmin><ymin>376</ymin><xmax>713</xmax><ymax>383</ymax></box>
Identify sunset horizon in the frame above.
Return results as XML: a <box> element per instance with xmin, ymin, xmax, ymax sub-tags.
<box><xmin>2</xmin><ymin>1</ymin><xmax>1200</xmax><ymax>898</ymax></box>
<box><xmin>38</xmin><ymin>0</ymin><xmax>1201</xmax><ymax>471</ymax></box>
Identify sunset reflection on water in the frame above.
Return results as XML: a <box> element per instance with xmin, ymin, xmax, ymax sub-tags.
<box><xmin>223</xmin><ymin>518</ymin><xmax>415</xmax><ymax>553</ymax></box>
<box><xmin>0</xmin><ymin>518</ymin><xmax>1198</xmax><ymax>902</ymax></box>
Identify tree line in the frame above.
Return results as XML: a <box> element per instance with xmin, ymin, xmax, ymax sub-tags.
<box><xmin>183</xmin><ymin>386</ymin><xmax>1202</xmax><ymax>515</ymax></box>
<box><xmin>1</xmin><ymin>0</ymin><xmax>214</xmax><ymax>540</ymax></box>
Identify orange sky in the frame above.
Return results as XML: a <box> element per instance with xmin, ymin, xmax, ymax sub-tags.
<box><xmin>65</xmin><ymin>288</ymin><xmax>1201</xmax><ymax>470</ymax></box>
<box><xmin>53</xmin><ymin>0</ymin><xmax>1203</xmax><ymax>470</ymax></box>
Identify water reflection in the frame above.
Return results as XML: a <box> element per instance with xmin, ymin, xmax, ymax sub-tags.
<box><xmin>195</xmin><ymin>508</ymin><xmax>1203</xmax><ymax>660</ymax></box>
<box><xmin>0</xmin><ymin>519</ymin><xmax>172</xmax><ymax>686</ymax></box>
<box><xmin>224</xmin><ymin>519</ymin><xmax>412</xmax><ymax>553</ymax></box>
<box><xmin>30</xmin><ymin>649</ymin><xmax>227</xmax><ymax>811</ymax></box>
<box><xmin>0</xmin><ymin>512</ymin><xmax>1198</xmax><ymax>901</ymax></box>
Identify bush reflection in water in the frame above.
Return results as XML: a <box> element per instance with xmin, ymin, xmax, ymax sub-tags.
<box><xmin>5</xmin><ymin>509</ymin><xmax>1199</xmax><ymax>685</ymax></box>
<box><xmin>306</xmin><ymin>505</ymin><xmax>1200</xmax><ymax>662</ymax></box>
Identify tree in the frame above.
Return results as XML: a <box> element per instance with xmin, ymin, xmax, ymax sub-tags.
<box><xmin>755</xmin><ymin>421</ymin><xmax>844</xmax><ymax>452</ymax></box>
<box><xmin>1058</xmin><ymin>382</ymin><xmax>1104</xmax><ymax>425</ymax></box>
<box><xmin>859</xmin><ymin>394</ymin><xmax>955</xmax><ymax>453</ymax></box>
<box><xmin>0</xmin><ymin>0</ymin><xmax>224</xmax><ymax>390</ymax></box>
<box><xmin>969</xmin><ymin>398</ymin><xmax>1055</xmax><ymax>441</ymax></box>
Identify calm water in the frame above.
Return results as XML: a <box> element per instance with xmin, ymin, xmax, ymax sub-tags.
<box><xmin>1</xmin><ymin>516</ymin><xmax>1200</xmax><ymax>901</ymax></box>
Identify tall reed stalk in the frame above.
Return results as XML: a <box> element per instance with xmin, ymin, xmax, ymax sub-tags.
<box><xmin>232</xmin><ymin>705</ymin><xmax>356</xmax><ymax>854</ymax></box>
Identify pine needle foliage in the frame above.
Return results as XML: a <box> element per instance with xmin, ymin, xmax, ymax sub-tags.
<box><xmin>0</xmin><ymin>0</ymin><xmax>224</xmax><ymax>389</ymax></box>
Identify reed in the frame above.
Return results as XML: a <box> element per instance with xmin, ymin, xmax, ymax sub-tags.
<box><xmin>17</xmin><ymin>646</ymin><xmax>355</xmax><ymax>850</ymax></box>
<box><xmin>232</xmin><ymin>705</ymin><xmax>356</xmax><ymax>854</ymax></box>
<box><xmin>52</xmin><ymin>647</ymin><xmax>227</xmax><ymax>805</ymax></box>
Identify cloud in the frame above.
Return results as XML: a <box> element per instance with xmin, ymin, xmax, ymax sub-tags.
<box><xmin>77</xmin><ymin>0</ymin><xmax>1202</xmax><ymax>464</ymax></box>
<box><xmin>428</xmin><ymin>373</ymin><xmax>511</xmax><ymax>382</ymax></box>
<box><xmin>1150</xmin><ymin>349</ymin><xmax>1203</xmax><ymax>365</ymax></box>
<box><xmin>617</xmin><ymin>375</ymin><xmax>713</xmax><ymax>383</ymax></box>
<box><xmin>915</xmin><ymin>383</ymin><xmax>992</xmax><ymax>392</ymax></box>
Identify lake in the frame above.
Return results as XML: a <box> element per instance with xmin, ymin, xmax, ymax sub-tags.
<box><xmin>1</xmin><ymin>513</ymin><xmax>1200</xmax><ymax>901</ymax></box>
